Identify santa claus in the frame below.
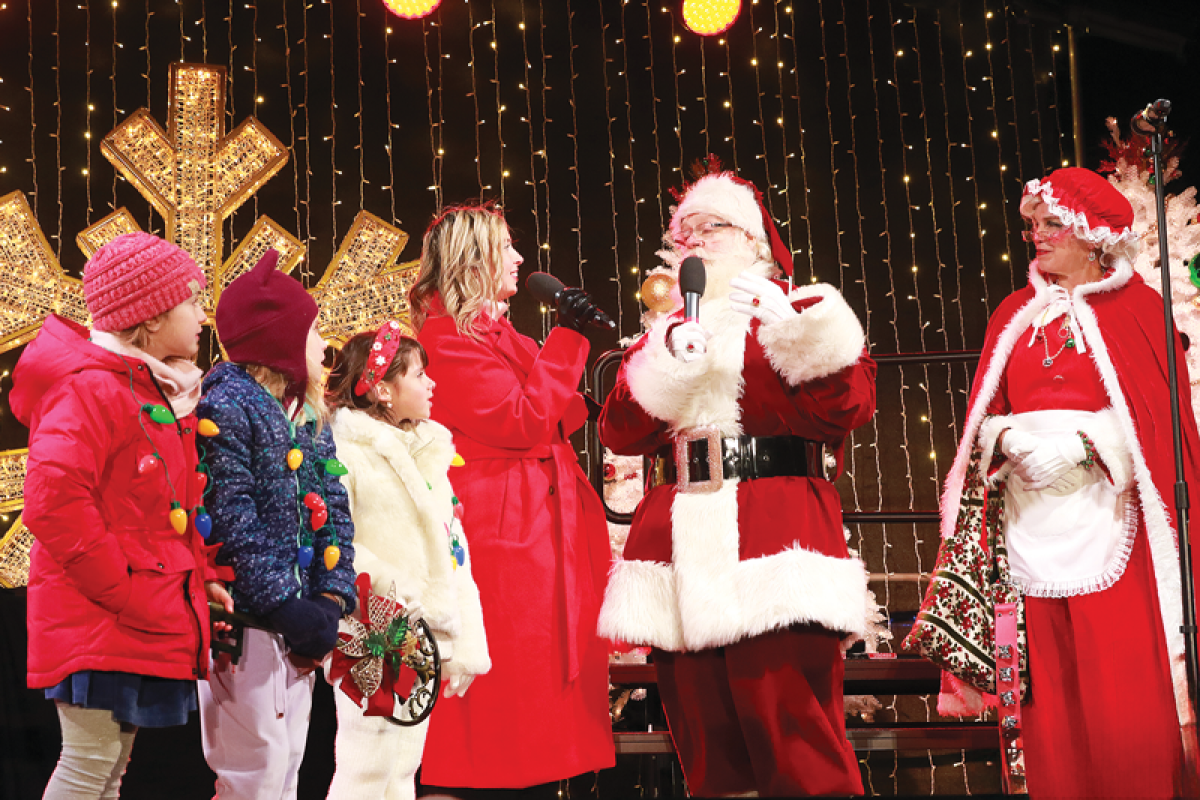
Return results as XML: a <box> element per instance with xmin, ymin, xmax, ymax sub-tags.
<box><xmin>597</xmin><ymin>163</ymin><xmax>877</xmax><ymax>796</ymax></box>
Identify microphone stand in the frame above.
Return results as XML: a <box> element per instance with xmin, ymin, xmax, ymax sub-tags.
<box><xmin>1137</xmin><ymin>100</ymin><xmax>1200</xmax><ymax>716</ymax></box>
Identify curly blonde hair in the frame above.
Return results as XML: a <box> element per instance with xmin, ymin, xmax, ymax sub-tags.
<box><xmin>408</xmin><ymin>203</ymin><xmax>508</xmax><ymax>338</ymax></box>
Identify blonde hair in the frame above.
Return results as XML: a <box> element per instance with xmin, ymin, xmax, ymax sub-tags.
<box><xmin>114</xmin><ymin>279</ymin><xmax>203</xmax><ymax>356</ymax></box>
<box><xmin>408</xmin><ymin>204</ymin><xmax>508</xmax><ymax>338</ymax></box>
<box><xmin>244</xmin><ymin>347</ymin><xmax>330</xmax><ymax>434</ymax></box>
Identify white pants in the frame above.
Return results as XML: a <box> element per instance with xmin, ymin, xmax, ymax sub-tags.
<box><xmin>43</xmin><ymin>704</ymin><xmax>136</xmax><ymax>800</ymax></box>
<box><xmin>326</xmin><ymin>686</ymin><xmax>429</xmax><ymax>800</ymax></box>
<box><xmin>199</xmin><ymin>628</ymin><xmax>316</xmax><ymax>800</ymax></box>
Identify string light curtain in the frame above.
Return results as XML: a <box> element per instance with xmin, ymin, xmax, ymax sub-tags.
<box><xmin>0</xmin><ymin>0</ymin><xmax>1071</xmax><ymax>792</ymax></box>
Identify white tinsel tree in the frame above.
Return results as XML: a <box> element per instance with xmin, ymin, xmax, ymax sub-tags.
<box><xmin>1100</xmin><ymin>118</ymin><xmax>1200</xmax><ymax>412</ymax></box>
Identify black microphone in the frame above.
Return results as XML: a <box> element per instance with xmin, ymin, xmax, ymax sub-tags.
<box><xmin>1132</xmin><ymin>99</ymin><xmax>1171</xmax><ymax>135</ymax></box>
<box><xmin>524</xmin><ymin>272</ymin><xmax>616</xmax><ymax>330</ymax></box>
<box><xmin>679</xmin><ymin>257</ymin><xmax>706</xmax><ymax>323</ymax></box>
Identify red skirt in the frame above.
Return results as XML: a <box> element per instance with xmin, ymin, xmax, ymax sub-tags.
<box><xmin>1022</xmin><ymin>524</ymin><xmax>1189</xmax><ymax>797</ymax></box>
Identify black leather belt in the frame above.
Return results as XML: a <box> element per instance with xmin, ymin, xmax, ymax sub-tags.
<box><xmin>650</xmin><ymin>429</ymin><xmax>826</xmax><ymax>493</ymax></box>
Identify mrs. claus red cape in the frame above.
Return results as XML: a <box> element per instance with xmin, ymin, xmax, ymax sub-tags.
<box><xmin>938</xmin><ymin>260</ymin><xmax>1200</xmax><ymax>750</ymax></box>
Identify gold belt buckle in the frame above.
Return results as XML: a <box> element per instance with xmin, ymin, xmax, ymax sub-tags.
<box><xmin>674</xmin><ymin>425</ymin><xmax>725</xmax><ymax>495</ymax></box>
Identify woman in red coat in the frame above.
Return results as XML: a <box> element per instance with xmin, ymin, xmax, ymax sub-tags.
<box><xmin>409</xmin><ymin>205</ymin><xmax>615</xmax><ymax>796</ymax></box>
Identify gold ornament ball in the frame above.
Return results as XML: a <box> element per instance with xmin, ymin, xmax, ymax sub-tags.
<box><xmin>382</xmin><ymin>0</ymin><xmax>442</xmax><ymax>19</ymax></box>
<box><xmin>681</xmin><ymin>0</ymin><xmax>742</xmax><ymax>36</ymax></box>
<box><xmin>641</xmin><ymin>273</ymin><xmax>678</xmax><ymax>313</ymax></box>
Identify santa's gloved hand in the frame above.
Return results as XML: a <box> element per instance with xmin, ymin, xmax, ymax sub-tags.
<box><xmin>267</xmin><ymin>596</ymin><xmax>341</xmax><ymax>659</ymax></box>
<box><xmin>667</xmin><ymin>320</ymin><xmax>710</xmax><ymax>363</ymax></box>
<box><xmin>729</xmin><ymin>272</ymin><xmax>798</xmax><ymax>325</ymax></box>
<box><xmin>441</xmin><ymin>660</ymin><xmax>476</xmax><ymax>699</ymax></box>
<box><xmin>1012</xmin><ymin>433</ymin><xmax>1088</xmax><ymax>491</ymax></box>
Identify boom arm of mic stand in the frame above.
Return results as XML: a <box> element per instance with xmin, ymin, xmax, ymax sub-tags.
<box><xmin>1147</xmin><ymin>121</ymin><xmax>1200</xmax><ymax>720</ymax></box>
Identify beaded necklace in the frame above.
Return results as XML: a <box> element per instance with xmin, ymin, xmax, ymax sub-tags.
<box><xmin>268</xmin><ymin>388</ymin><xmax>349</xmax><ymax>572</ymax></box>
<box><xmin>118</xmin><ymin>353</ymin><xmax>217</xmax><ymax>536</ymax></box>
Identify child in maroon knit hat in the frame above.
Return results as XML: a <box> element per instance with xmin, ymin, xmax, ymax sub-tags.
<box><xmin>197</xmin><ymin>250</ymin><xmax>357</xmax><ymax>800</ymax></box>
<box><xmin>12</xmin><ymin>231</ymin><xmax>234</xmax><ymax>799</ymax></box>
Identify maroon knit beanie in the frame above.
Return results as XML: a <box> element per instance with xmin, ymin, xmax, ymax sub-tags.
<box><xmin>215</xmin><ymin>249</ymin><xmax>319</xmax><ymax>402</ymax></box>
<box><xmin>83</xmin><ymin>232</ymin><xmax>205</xmax><ymax>332</ymax></box>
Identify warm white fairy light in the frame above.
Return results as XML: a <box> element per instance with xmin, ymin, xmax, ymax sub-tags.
<box><xmin>596</xmin><ymin>2</ymin><xmax>623</xmax><ymax>331</ymax></box>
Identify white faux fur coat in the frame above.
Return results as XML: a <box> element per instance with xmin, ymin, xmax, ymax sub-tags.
<box><xmin>330</xmin><ymin>409</ymin><xmax>490</xmax><ymax>675</ymax></box>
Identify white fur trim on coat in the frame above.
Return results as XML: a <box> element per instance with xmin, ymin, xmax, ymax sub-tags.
<box><xmin>597</xmin><ymin>488</ymin><xmax>871</xmax><ymax>651</ymax></box>
<box><xmin>755</xmin><ymin>283</ymin><xmax>866</xmax><ymax>386</ymax></box>
<box><xmin>625</xmin><ymin>297</ymin><xmax>751</xmax><ymax>436</ymax></box>
<box><xmin>977</xmin><ymin>407</ymin><xmax>1133</xmax><ymax>493</ymax></box>
<box><xmin>939</xmin><ymin>263</ymin><xmax>1192</xmax><ymax>734</ymax></box>
<box><xmin>331</xmin><ymin>410</ymin><xmax>490</xmax><ymax>676</ymax></box>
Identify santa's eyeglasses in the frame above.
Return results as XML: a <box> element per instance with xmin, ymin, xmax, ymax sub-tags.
<box><xmin>673</xmin><ymin>221</ymin><xmax>741</xmax><ymax>249</ymax></box>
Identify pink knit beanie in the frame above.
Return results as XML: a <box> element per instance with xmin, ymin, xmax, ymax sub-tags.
<box><xmin>83</xmin><ymin>232</ymin><xmax>205</xmax><ymax>332</ymax></box>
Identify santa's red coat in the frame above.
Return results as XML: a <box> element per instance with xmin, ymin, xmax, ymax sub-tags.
<box><xmin>598</xmin><ymin>278</ymin><xmax>877</xmax><ymax>651</ymax></box>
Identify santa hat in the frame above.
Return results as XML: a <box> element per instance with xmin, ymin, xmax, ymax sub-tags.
<box><xmin>83</xmin><ymin>232</ymin><xmax>204</xmax><ymax>332</ymax></box>
<box><xmin>1020</xmin><ymin>167</ymin><xmax>1138</xmax><ymax>251</ymax></box>
<box><xmin>215</xmin><ymin>249</ymin><xmax>319</xmax><ymax>404</ymax></box>
<box><xmin>670</xmin><ymin>166</ymin><xmax>795</xmax><ymax>276</ymax></box>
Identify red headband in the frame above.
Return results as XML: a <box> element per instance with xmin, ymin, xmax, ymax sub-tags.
<box><xmin>354</xmin><ymin>320</ymin><xmax>403</xmax><ymax>397</ymax></box>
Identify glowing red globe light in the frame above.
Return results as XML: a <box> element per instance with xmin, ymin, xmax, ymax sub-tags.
<box><xmin>681</xmin><ymin>0</ymin><xmax>742</xmax><ymax>36</ymax></box>
<box><xmin>382</xmin><ymin>0</ymin><xmax>442</xmax><ymax>20</ymax></box>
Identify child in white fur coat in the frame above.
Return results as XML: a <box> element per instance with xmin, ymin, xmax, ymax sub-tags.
<box><xmin>324</xmin><ymin>323</ymin><xmax>489</xmax><ymax>800</ymax></box>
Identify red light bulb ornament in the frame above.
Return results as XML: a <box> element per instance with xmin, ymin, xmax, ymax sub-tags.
<box><xmin>138</xmin><ymin>454</ymin><xmax>160</xmax><ymax>474</ymax></box>
<box><xmin>381</xmin><ymin>0</ymin><xmax>442</xmax><ymax>20</ymax></box>
<box><xmin>681</xmin><ymin>0</ymin><xmax>741</xmax><ymax>36</ymax></box>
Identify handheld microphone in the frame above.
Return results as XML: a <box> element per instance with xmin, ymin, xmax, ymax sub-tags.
<box><xmin>679</xmin><ymin>257</ymin><xmax>707</xmax><ymax>323</ymax></box>
<box><xmin>1132</xmin><ymin>99</ymin><xmax>1171</xmax><ymax>135</ymax></box>
<box><xmin>525</xmin><ymin>272</ymin><xmax>616</xmax><ymax>330</ymax></box>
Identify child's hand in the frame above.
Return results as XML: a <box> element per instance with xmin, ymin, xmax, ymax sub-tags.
<box><xmin>206</xmin><ymin>581</ymin><xmax>235</xmax><ymax>635</ymax></box>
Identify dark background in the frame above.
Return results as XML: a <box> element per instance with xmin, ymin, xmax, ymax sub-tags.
<box><xmin>1</xmin><ymin>0</ymin><xmax>1198</xmax><ymax>796</ymax></box>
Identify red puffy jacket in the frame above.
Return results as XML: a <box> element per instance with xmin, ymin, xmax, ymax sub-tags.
<box><xmin>12</xmin><ymin>316</ymin><xmax>219</xmax><ymax>688</ymax></box>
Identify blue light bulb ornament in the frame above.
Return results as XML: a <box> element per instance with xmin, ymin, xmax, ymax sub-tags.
<box><xmin>298</xmin><ymin>544</ymin><xmax>314</xmax><ymax>569</ymax></box>
<box><xmin>194</xmin><ymin>507</ymin><xmax>213</xmax><ymax>539</ymax></box>
<box><xmin>452</xmin><ymin>544</ymin><xmax>465</xmax><ymax>567</ymax></box>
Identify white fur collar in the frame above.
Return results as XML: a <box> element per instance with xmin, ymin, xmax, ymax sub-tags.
<box><xmin>330</xmin><ymin>409</ymin><xmax>456</xmax><ymax>481</ymax></box>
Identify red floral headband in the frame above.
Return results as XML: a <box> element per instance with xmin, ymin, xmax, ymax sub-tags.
<box><xmin>354</xmin><ymin>320</ymin><xmax>403</xmax><ymax>396</ymax></box>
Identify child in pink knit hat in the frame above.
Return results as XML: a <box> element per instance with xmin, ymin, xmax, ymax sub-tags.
<box><xmin>11</xmin><ymin>231</ymin><xmax>234</xmax><ymax>800</ymax></box>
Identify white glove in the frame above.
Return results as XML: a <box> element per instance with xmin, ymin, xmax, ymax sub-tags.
<box><xmin>729</xmin><ymin>272</ymin><xmax>798</xmax><ymax>325</ymax></box>
<box><xmin>441</xmin><ymin>660</ymin><xmax>476</xmax><ymax>699</ymax></box>
<box><xmin>997</xmin><ymin>428</ymin><xmax>1039</xmax><ymax>461</ymax></box>
<box><xmin>1009</xmin><ymin>433</ymin><xmax>1087</xmax><ymax>491</ymax></box>
<box><xmin>668</xmin><ymin>320</ymin><xmax>710</xmax><ymax>363</ymax></box>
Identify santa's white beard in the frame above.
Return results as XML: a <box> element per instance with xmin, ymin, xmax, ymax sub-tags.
<box><xmin>697</xmin><ymin>252</ymin><xmax>749</xmax><ymax>302</ymax></box>
<box><xmin>695</xmin><ymin>251</ymin><xmax>777</xmax><ymax>303</ymax></box>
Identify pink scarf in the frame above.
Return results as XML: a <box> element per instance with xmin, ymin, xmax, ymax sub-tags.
<box><xmin>89</xmin><ymin>331</ymin><xmax>204</xmax><ymax>418</ymax></box>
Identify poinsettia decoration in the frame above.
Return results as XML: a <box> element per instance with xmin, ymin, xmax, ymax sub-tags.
<box><xmin>328</xmin><ymin>573</ymin><xmax>440</xmax><ymax>724</ymax></box>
